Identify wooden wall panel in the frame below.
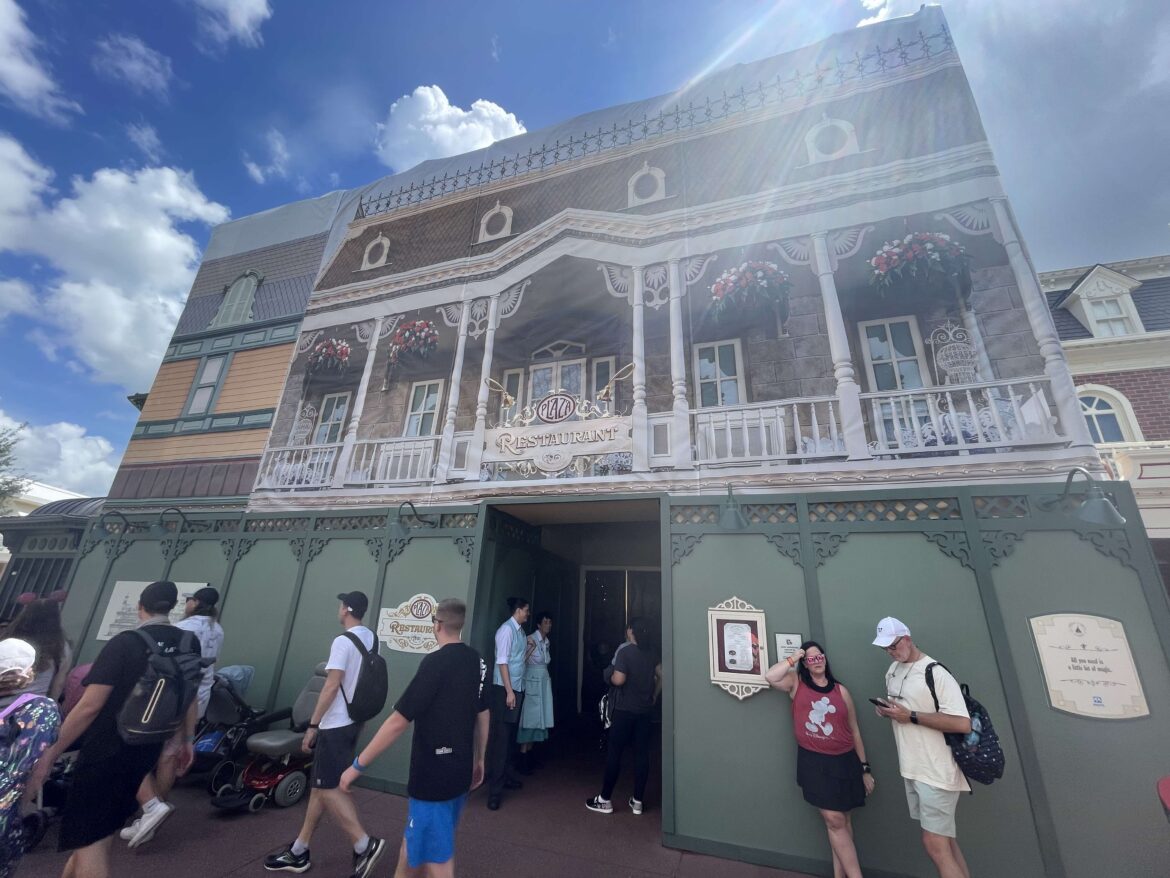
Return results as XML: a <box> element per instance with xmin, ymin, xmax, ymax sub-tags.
<box><xmin>121</xmin><ymin>429</ymin><xmax>271</xmax><ymax>464</ymax></box>
<box><xmin>215</xmin><ymin>343</ymin><xmax>295</xmax><ymax>414</ymax></box>
<box><xmin>138</xmin><ymin>359</ymin><xmax>199</xmax><ymax>421</ymax></box>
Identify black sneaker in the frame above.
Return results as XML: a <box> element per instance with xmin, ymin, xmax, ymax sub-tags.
<box><xmin>351</xmin><ymin>837</ymin><xmax>387</xmax><ymax>878</ymax></box>
<box><xmin>264</xmin><ymin>845</ymin><xmax>310</xmax><ymax>873</ymax></box>
<box><xmin>585</xmin><ymin>795</ymin><xmax>613</xmax><ymax>814</ymax></box>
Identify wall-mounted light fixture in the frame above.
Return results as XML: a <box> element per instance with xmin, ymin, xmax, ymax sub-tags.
<box><xmin>391</xmin><ymin>500</ymin><xmax>438</xmax><ymax>541</ymax></box>
<box><xmin>93</xmin><ymin>509</ymin><xmax>131</xmax><ymax>539</ymax></box>
<box><xmin>1038</xmin><ymin>466</ymin><xmax>1126</xmax><ymax>527</ymax></box>
<box><xmin>718</xmin><ymin>485</ymin><xmax>749</xmax><ymax>532</ymax></box>
<box><xmin>150</xmin><ymin>506</ymin><xmax>191</xmax><ymax>538</ymax></box>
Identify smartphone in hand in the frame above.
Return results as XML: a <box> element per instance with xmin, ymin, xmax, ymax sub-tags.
<box><xmin>869</xmin><ymin>697</ymin><xmax>892</xmax><ymax>709</ymax></box>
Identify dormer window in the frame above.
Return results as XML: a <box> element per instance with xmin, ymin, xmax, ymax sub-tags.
<box><xmin>1058</xmin><ymin>264</ymin><xmax>1144</xmax><ymax>339</ymax></box>
<box><xmin>210</xmin><ymin>271</ymin><xmax>261</xmax><ymax>328</ymax></box>
<box><xmin>1088</xmin><ymin>299</ymin><xmax>1132</xmax><ymax>337</ymax></box>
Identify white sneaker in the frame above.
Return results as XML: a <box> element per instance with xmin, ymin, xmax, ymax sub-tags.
<box><xmin>119</xmin><ymin>817</ymin><xmax>141</xmax><ymax>841</ymax></box>
<box><xmin>629</xmin><ymin>797</ymin><xmax>644</xmax><ymax>815</ymax></box>
<box><xmin>128</xmin><ymin>802</ymin><xmax>174</xmax><ymax>849</ymax></box>
<box><xmin>585</xmin><ymin>795</ymin><xmax>613</xmax><ymax>814</ymax></box>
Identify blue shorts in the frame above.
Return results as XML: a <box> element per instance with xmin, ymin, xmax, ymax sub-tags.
<box><xmin>404</xmin><ymin>794</ymin><xmax>468</xmax><ymax>867</ymax></box>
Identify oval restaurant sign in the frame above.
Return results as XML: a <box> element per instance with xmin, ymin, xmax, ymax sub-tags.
<box><xmin>378</xmin><ymin>593</ymin><xmax>439</xmax><ymax>653</ymax></box>
<box><xmin>484</xmin><ymin>392</ymin><xmax>632</xmax><ymax>473</ymax></box>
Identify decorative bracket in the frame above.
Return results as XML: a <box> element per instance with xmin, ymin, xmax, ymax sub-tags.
<box><xmin>160</xmin><ymin>536</ymin><xmax>193</xmax><ymax>563</ymax></box>
<box><xmin>455</xmin><ymin>536</ymin><xmax>476</xmax><ymax>563</ymax></box>
<box><xmin>671</xmin><ymin>533</ymin><xmax>703</xmax><ymax>566</ymax></box>
<box><xmin>934</xmin><ymin>202</ymin><xmax>997</xmax><ymax>242</ymax></box>
<box><xmin>765</xmin><ymin>534</ymin><xmax>803</xmax><ymax>568</ymax></box>
<box><xmin>923</xmin><ymin>531</ymin><xmax>973</xmax><ymax>570</ymax></box>
<box><xmin>289</xmin><ymin>536</ymin><xmax>329</xmax><ymax>564</ymax></box>
<box><xmin>297</xmin><ymin>329</ymin><xmax>323</xmax><ymax>355</ymax></box>
<box><xmin>104</xmin><ymin>537</ymin><xmax>131</xmax><ymax>562</ymax></box>
<box><xmin>812</xmin><ymin>532</ymin><xmax>848</xmax><ymax>567</ymax></box>
<box><xmin>981</xmin><ymin>531</ymin><xmax>1023</xmax><ymax>566</ymax></box>
<box><xmin>1076</xmin><ymin>529</ymin><xmax>1136</xmax><ymax>572</ymax></box>
<box><xmin>221</xmin><ymin>537</ymin><xmax>257</xmax><ymax>563</ymax></box>
<box><xmin>386</xmin><ymin>537</ymin><xmax>411</xmax><ymax>564</ymax></box>
<box><xmin>437</xmin><ymin>279</ymin><xmax>529</xmax><ymax>339</ymax></box>
<box><xmin>769</xmin><ymin>226</ymin><xmax>873</xmax><ymax>272</ymax></box>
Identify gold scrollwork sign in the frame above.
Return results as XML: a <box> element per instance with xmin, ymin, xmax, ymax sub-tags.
<box><xmin>483</xmin><ymin>389</ymin><xmax>631</xmax><ymax>474</ymax></box>
<box><xmin>378</xmin><ymin>593</ymin><xmax>439</xmax><ymax>654</ymax></box>
<box><xmin>1030</xmin><ymin>613</ymin><xmax>1149</xmax><ymax>719</ymax></box>
<box><xmin>708</xmin><ymin>597</ymin><xmax>770</xmax><ymax>700</ymax></box>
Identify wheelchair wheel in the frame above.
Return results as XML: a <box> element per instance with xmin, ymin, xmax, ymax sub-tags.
<box><xmin>215</xmin><ymin>783</ymin><xmax>236</xmax><ymax>798</ymax></box>
<box><xmin>22</xmin><ymin>811</ymin><xmax>48</xmax><ymax>853</ymax></box>
<box><xmin>273</xmin><ymin>770</ymin><xmax>308</xmax><ymax>808</ymax></box>
<box><xmin>209</xmin><ymin>759</ymin><xmax>237</xmax><ymax>793</ymax></box>
<box><xmin>248</xmin><ymin>793</ymin><xmax>267</xmax><ymax>813</ymax></box>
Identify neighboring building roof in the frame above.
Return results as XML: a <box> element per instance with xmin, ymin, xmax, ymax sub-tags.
<box><xmin>1046</xmin><ymin>261</ymin><xmax>1170</xmax><ymax>341</ymax></box>
<box><xmin>201</xmin><ymin>191</ymin><xmax>346</xmax><ymax>262</ymax></box>
<box><xmin>175</xmin><ymin>271</ymin><xmax>317</xmax><ymax>336</ymax></box>
<box><xmin>26</xmin><ymin>496</ymin><xmax>105</xmax><ymax>519</ymax></box>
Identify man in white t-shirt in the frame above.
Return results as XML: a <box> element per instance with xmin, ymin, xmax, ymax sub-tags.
<box><xmin>872</xmin><ymin>617</ymin><xmax>973</xmax><ymax>878</ymax></box>
<box><xmin>264</xmin><ymin>592</ymin><xmax>386</xmax><ymax>877</ymax></box>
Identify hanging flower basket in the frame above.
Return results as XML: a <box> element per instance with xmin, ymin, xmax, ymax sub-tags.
<box><xmin>388</xmin><ymin>320</ymin><xmax>439</xmax><ymax>366</ymax></box>
<box><xmin>306</xmin><ymin>338</ymin><xmax>351</xmax><ymax>373</ymax></box>
<box><xmin>869</xmin><ymin>232</ymin><xmax>972</xmax><ymax>302</ymax></box>
<box><xmin>709</xmin><ymin>260</ymin><xmax>792</xmax><ymax>324</ymax></box>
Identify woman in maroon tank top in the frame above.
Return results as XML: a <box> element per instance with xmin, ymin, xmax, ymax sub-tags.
<box><xmin>765</xmin><ymin>641</ymin><xmax>875</xmax><ymax>878</ymax></box>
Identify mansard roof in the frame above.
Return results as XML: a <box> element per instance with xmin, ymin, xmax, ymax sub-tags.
<box><xmin>1045</xmin><ymin>259</ymin><xmax>1170</xmax><ymax>340</ymax></box>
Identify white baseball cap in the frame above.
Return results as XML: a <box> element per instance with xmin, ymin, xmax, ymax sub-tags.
<box><xmin>0</xmin><ymin>638</ymin><xmax>36</xmax><ymax>675</ymax></box>
<box><xmin>872</xmin><ymin>617</ymin><xmax>911</xmax><ymax>648</ymax></box>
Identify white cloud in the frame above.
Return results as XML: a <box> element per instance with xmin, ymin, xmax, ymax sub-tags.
<box><xmin>0</xmin><ymin>409</ymin><xmax>119</xmax><ymax>496</ymax></box>
<box><xmin>374</xmin><ymin>85</ymin><xmax>526</xmax><ymax>172</ymax></box>
<box><xmin>242</xmin><ymin>127</ymin><xmax>290</xmax><ymax>183</ymax></box>
<box><xmin>0</xmin><ymin>0</ymin><xmax>80</xmax><ymax>123</ymax></box>
<box><xmin>0</xmin><ymin>133</ymin><xmax>230</xmax><ymax>391</ymax></box>
<box><xmin>92</xmin><ymin>33</ymin><xmax>174</xmax><ymax>99</ymax></box>
<box><xmin>126</xmin><ymin>122</ymin><xmax>164</xmax><ymax>163</ymax></box>
<box><xmin>0</xmin><ymin>278</ymin><xmax>35</xmax><ymax>322</ymax></box>
<box><xmin>192</xmin><ymin>0</ymin><xmax>273</xmax><ymax>50</ymax></box>
<box><xmin>490</xmin><ymin>34</ymin><xmax>500</xmax><ymax>62</ymax></box>
<box><xmin>0</xmin><ymin>133</ymin><xmax>51</xmax><ymax>239</ymax></box>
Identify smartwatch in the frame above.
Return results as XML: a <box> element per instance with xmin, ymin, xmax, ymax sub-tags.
<box><xmin>910</xmin><ymin>711</ymin><xmax>919</xmax><ymax>725</ymax></box>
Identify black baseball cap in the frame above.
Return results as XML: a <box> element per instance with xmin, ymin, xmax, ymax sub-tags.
<box><xmin>189</xmin><ymin>587</ymin><xmax>220</xmax><ymax>607</ymax></box>
<box><xmin>140</xmin><ymin>581</ymin><xmax>178</xmax><ymax>614</ymax></box>
<box><xmin>337</xmin><ymin>591</ymin><xmax>369</xmax><ymax>619</ymax></box>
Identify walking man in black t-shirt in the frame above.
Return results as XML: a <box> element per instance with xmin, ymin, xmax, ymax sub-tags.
<box><xmin>340</xmin><ymin>598</ymin><xmax>489</xmax><ymax>877</ymax></box>
<box><xmin>27</xmin><ymin>580</ymin><xmax>201</xmax><ymax>878</ymax></box>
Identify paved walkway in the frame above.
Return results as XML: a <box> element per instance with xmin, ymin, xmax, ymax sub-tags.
<box><xmin>19</xmin><ymin>740</ymin><xmax>814</xmax><ymax>878</ymax></box>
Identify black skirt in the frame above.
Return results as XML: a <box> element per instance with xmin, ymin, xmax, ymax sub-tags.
<box><xmin>795</xmin><ymin>746</ymin><xmax>866</xmax><ymax>813</ymax></box>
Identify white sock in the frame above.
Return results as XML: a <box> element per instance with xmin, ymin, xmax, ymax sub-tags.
<box><xmin>354</xmin><ymin>835</ymin><xmax>370</xmax><ymax>855</ymax></box>
<box><xmin>291</xmin><ymin>839</ymin><xmax>309</xmax><ymax>856</ymax></box>
<box><xmin>144</xmin><ymin>797</ymin><xmax>164</xmax><ymax>813</ymax></box>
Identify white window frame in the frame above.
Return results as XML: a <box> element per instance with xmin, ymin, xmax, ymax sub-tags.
<box><xmin>403</xmin><ymin>379</ymin><xmax>445</xmax><ymax>437</ymax></box>
<box><xmin>1076</xmin><ymin>384</ymin><xmax>1144</xmax><ymax>444</ymax></box>
<box><xmin>591</xmin><ymin>356</ymin><xmax>617</xmax><ymax>399</ymax></box>
<box><xmin>691</xmin><ymin>338</ymin><xmax>747</xmax><ymax>409</ymax></box>
<box><xmin>527</xmin><ymin>357</ymin><xmax>587</xmax><ymax>406</ymax></box>
<box><xmin>1087</xmin><ymin>298</ymin><xmax>1135</xmax><ymax>338</ymax></box>
<box><xmin>210</xmin><ymin>270</ymin><xmax>261</xmax><ymax>328</ymax></box>
<box><xmin>313</xmin><ymin>392</ymin><xmax>351</xmax><ymax>445</ymax></box>
<box><xmin>184</xmin><ymin>354</ymin><xmax>229</xmax><ymax>416</ymax></box>
<box><xmin>499</xmin><ymin>368</ymin><xmax>524</xmax><ymax>424</ymax></box>
<box><xmin>857</xmin><ymin>316</ymin><xmax>932</xmax><ymax>393</ymax></box>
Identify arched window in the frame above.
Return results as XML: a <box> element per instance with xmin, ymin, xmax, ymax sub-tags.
<box><xmin>210</xmin><ymin>270</ymin><xmax>261</xmax><ymax>328</ymax></box>
<box><xmin>1077</xmin><ymin>385</ymin><xmax>1143</xmax><ymax>444</ymax></box>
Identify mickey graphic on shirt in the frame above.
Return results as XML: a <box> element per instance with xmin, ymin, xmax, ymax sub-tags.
<box><xmin>805</xmin><ymin>696</ymin><xmax>837</xmax><ymax>738</ymax></box>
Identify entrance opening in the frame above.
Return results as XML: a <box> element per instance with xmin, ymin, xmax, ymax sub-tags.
<box><xmin>470</xmin><ymin>498</ymin><xmax>663</xmax><ymax>836</ymax></box>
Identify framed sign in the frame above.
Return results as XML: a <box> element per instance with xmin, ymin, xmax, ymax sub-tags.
<box><xmin>708</xmin><ymin>596</ymin><xmax>770</xmax><ymax>700</ymax></box>
<box><xmin>97</xmin><ymin>581</ymin><xmax>207</xmax><ymax>640</ymax></box>
<box><xmin>775</xmin><ymin>632</ymin><xmax>803</xmax><ymax>664</ymax></box>
<box><xmin>378</xmin><ymin>593</ymin><xmax>440</xmax><ymax>653</ymax></box>
<box><xmin>1030</xmin><ymin>613</ymin><xmax>1149</xmax><ymax>719</ymax></box>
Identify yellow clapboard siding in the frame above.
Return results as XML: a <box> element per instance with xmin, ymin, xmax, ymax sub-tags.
<box><xmin>121</xmin><ymin>429</ymin><xmax>271</xmax><ymax>464</ymax></box>
<box><xmin>138</xmin><ymin>359</ymin><xmax>200</xmax><ymax>422</ymax></box>
<box><xmin>214</xmin><ymin>344</ymin><xmax>295</xmax><ymax>414</ymax></box>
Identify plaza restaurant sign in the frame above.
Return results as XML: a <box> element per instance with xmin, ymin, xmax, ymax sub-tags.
<box><xmin>483</xmin><ymin>391</ymin><xmax>631</xmax><ymax>473</ymax></box>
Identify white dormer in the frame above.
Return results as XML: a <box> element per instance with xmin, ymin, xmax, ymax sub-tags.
<box><xmin>1060</xmin><ymin>265</ymin><xmax>1144</xmax><ymax>338</ymax></box>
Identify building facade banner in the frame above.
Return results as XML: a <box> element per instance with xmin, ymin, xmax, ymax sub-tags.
<box><xmin>378</xmin><ymin>593</ymin><xmax>440</xmax><ymax>653</ymax></box>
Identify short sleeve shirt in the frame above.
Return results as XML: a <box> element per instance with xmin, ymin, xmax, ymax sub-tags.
<box><xmin>320</xmin><ymin>626</ymin><xmax>376</xmax><ymax>730</ymax></box>
<box><xmin>82</xmin><ymin>624</ymin><xmax>195</xmax><ymax>760</ymax></box>
<box><xmin>613</xmin><ymin>645</ymin><xmax>657</xmax><ymax>715</ymax></box>
<box><xmin>395</xmin><ymin>642</ymin><xmax>489</xmax><ymax>802</ymax></box>
<box><xmin>885</xmin><ymin>654</ymin><xmax>970</xmax><ymax>792</ymax></box>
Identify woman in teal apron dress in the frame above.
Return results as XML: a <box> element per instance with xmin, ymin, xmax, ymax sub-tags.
<box><xmin>517</xmin><ymin>612</ymin><xmax>553</xmax><ymax>773</ymax></box>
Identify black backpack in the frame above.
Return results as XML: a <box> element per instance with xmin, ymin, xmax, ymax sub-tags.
<box><xmin>340</xmin><ymin>632</ymin><xmax>388</xmax><ymax>722</ymax></box>
<box><xmin>117</xmin><ymin>627</ymin><xmax>204</xmax><ymax>745</ymax></box>
<box><xmin>925</xmin><ymin>662</ymin><xmax>1006</xmax><ymax>786</ymax></box>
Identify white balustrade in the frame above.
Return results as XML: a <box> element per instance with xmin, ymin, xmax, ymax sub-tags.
<box><xmin>257</xmin><ymin>443</ymin><xmax>342</xmax><ymax>490</ymax></box>
<box><xmin>692</xmin><ymin>398</ymin><xmax>844</xmax><ymax>465</ymax></box>
<box><xmin>861</xmin><ymin>378</ymin><xmax>1063</xmax><ymax>455</ymax></box>
<box><xmin>345</xmin><ymin>437</ymin><xmax>438</xmax><ymax>486</ymax></box>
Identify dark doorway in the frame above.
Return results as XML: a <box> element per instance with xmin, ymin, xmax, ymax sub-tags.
<box><xmin>580</xmin><ymin>568</ymin><xmax>661</xmax><ymax>716</ymax></box>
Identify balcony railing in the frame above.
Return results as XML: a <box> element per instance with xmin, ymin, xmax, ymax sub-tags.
<box><xmin>257</xmin><ymin>443</ymin><xmax>342</xmax><ymax>490</ymax></box>
<box><xmin>345</xmin><ymin>437</ymin><xmax>437</xmax><ymax>486</ymax></box>
<box><xmin>861</xmin><ymin>378</ymin><xmax>1063</xmax><ymax>456</ymax></box>
<box><xmin>692</xmin><ymin>397</ymin><xmax>845</xmax><ymax>466</ymax></box>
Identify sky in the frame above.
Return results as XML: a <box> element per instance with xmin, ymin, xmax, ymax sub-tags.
<box><xmin>0</xmin><ymin>0</ymin><xmax>1167</xmax><ymax>498</ymax></box>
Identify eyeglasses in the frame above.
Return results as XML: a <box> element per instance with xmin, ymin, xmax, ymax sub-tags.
<box><xmin>883</xmin><ymin>636</ymin><xmax>905</xmax><ymax>652</ymax></box>
<box><xmin>431</xmin><ymin>616</ymin><xmax>445</xmax><ymax>626</ymax></box>
<box><xmin>804</xmin><ymin>654</ymin><xmax>826</xmax><ymax>664</ymax></box>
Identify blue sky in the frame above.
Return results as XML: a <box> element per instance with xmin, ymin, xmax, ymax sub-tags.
<box><xmin>1</xmin><ymin>0</ymin><xmax>1168</xmax><ymax>496</ymax></box>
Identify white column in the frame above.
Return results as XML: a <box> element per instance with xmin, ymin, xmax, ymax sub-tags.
<box><xmin>989</xmin><ymin>197</ymin><xmax>1094</xmax><ymax>448</ymax></box>
<box><xmin>811</xmin><ymin>233</ymin><xmax>871</xmax><ymax>460</ymax></box>
<box><xmin>331</xmin><ymin>316</ymin><xmax>384</xmax><ymax>487</ymax></box>
<box><xmin>959</xmin><ymin>302</ymin><xmax>995</xmax><ymax>384</ymax></box>
<box><xmin>466</xmin><ymin>294</ymin><xmax>502</xmax><ymax>475</ymax></box>
<box><xmin>433</xmin><ymin>300</ymin><xmax>471</xmax><ymax>481</ymax></box>
<box><xmin>666</xmin><ymin>259</ymin><xmax>693</xmax><ymax>469</ymax></box>
<box><xmin>631</xmin><ymin>266</ymin><xmax>649</xmax><ymax>472</ymax></box>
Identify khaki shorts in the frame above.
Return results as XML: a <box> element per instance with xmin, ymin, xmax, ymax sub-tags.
<box><xmin>904</xmin><ymin>779</ymin><xmax>960</xmax><ymax>837</ymax></box>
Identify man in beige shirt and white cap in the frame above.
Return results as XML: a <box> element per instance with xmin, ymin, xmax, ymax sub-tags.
<box><xmin>872</xmin><ymin>616</ymin><xmax>973</xmax><ymax>878</ymax></box>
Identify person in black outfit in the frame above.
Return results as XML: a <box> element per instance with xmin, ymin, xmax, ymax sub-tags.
<box><xmin>26</xmin><ymin>580</ymin><xmax>201</xmax><ymax>878</ymax></box>
<box><xmin>586</xmin><ymin>617</ymin><xmax>662</xmax><ymax>816</ymax></box>
<box><xmin>341</xmin><ymin>598</ymin><xmax>489</xmax><ymax>877</ymax></box>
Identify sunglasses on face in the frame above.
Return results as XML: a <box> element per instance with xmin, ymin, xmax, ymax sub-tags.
<box><xmin>884</xmin><ymin>636</ymin><xmax>905</xmax><ymax>652</ymax></box>
<box><xmin>804</xmin><ymin>654</ymin><xmax>826</xmax><ymax>664</ymax></box>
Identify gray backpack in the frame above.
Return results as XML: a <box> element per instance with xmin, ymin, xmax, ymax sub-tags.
<box><xmin>117</xmin><ymin>628</ymin><xmax>205</xmax><ymax>745</ymax></box>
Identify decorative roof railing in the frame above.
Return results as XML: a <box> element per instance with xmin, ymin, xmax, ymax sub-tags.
<box><xmin>358</xmin><ymin>27</ymin><xmax>954</xmax><ymax>219</ymax></box>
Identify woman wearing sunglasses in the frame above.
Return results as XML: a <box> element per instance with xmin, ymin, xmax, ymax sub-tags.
<box><xmin>765</xmin><ymin>640</ymin><xmax>874</xmax><ymax>878</ymax></box>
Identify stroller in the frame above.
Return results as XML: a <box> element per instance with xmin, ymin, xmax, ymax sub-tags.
<box><xmin>210</xmin><ymin>663</ymin><xmax>325</xmax><ymax>813</ymax></box>
<box><xmin>192</xmin><ymin>666</ymin><xmax>287</xmax><ymax>793</ymax></box>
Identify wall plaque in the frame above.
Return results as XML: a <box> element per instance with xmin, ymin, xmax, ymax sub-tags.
<box><xmin>378</xmin><ymin>593</ymin><xmax>439</xmax><ymax>653</ymax></box>
<box><xmin>1030</xmin><ymin>613</ymin><xmax>1149</xmax><ymax>719</ymax></box>
<box><xmin>707</xmin><ymin>597</ymin><xmax>770</xmax><ymax>700</ymax></box>
<box><xmin>97</xmin><ymin>581</ymin><xmax>207</xmax><ymax>640</ymax></box>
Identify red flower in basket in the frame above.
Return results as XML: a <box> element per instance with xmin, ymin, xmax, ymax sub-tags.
<box><xmin>388</xmin><ymin>320</ymin><xmax>439</xmax><ymax>366</ymax></box>
<box><xmin>869</xmin><ymin>232</ymin><xmax>971</xmax><ymax>299</ymax></box>
<box><xmin>306</xmin><ymin>337</ymin><xmax>351</xmax><ymax>372</ymax></box>
<box><xmin>709</xmin><ymin>260</ymin><xmax>792</xmax><ymax>323</ymax></box>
